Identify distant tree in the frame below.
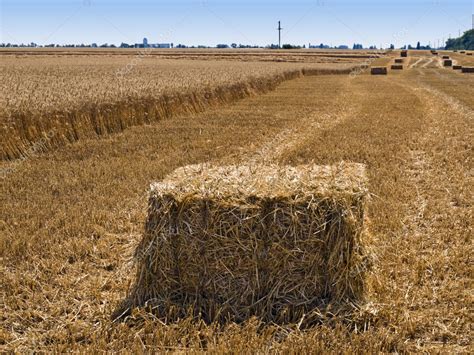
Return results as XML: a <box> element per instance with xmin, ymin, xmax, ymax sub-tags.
<box><xmin>231</xmin><ymin>43</ymin><xmax>237</xmax><ymax>48</ymax></box>
<box><xmin>416</xmin><ymin>41</ymin><xmax>421</xmax><ymax>50</ymax></box>
<box><xmin>445</xmin><ymin>29</ymin><xmax>474</xmax><ymax>50</ymax></box>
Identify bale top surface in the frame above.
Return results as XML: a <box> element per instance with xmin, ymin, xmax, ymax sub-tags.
<box><xmin>150</xmin><ymin>162</ymin><xmax>368</xmax><ymax>202</ymax></box>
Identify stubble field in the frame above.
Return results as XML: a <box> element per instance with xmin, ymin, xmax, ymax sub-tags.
<box><xmin>1</xmin><ymin>49</ymin><xmax>473</xmax><ymax>352</ymax></box>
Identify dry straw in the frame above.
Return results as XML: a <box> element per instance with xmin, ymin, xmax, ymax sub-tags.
<box><xmin>115</xmin><ymin>162</ymin><xmax>372</xmax><ymax>325</ymax></box>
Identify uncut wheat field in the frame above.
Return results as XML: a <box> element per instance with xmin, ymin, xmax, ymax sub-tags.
<box><xmin>1</xmin><ymin>48</ymin><xmax>473</xmax><ymax>353</ymax></box>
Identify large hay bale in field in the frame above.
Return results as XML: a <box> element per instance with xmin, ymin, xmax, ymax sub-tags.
<box><xmin>460</xmin><ymin>51</ymin><xmax>466</xmax><ymax>54</ymax></box>
<box><xmin>467</xmin><ymin>53</ymin><xmax>473</xmax><ymax>56</ymax></box>
<box><xmin>453</xmin><ymin>65</ymin><xmax>462</xmax><ymax>70</ymax></box>
<box><xmin>461</xmin><ymin>66</ymin><xmax>474</xmax><ymax>73</ymax></box>
<box><xmin>401</xmin><ymin>50</ymin><xmax>408</xmax><ymax>57</ymax></box>
<box><xmin>395</xmin><ymin>58</ymin><xmax>404</xmax><ymax>63</ymax></box>
<box><xmin>371</xmin><ymin>67</ymin><xmax>387</xmax><ymax>75</ymax></box>
<box><xmin>119</xmin><ymin>163</ymin><xmax>372</xmax><ymax>324</ymax></box>
<box><xmin>432</xmin><ymin>52</ymin><xmax>439</xmax><ymax>56</ymax></box>
<box><xmin>442</xmin><ymin>55</ymin><xmax>450</xmax><ymax>59</ymax></box>
<box><xmin>443</xmin><ymin>59</ymin><xmax>453</xmax><ymax>67</ymax></box>
<box><xmin>391</xmin><ymin>64</ymin><xmax>404</xmax><ymax>70</ymax></box>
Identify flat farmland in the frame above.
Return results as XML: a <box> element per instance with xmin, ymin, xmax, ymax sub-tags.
<box><xmin>0</xmin><ymin>50</ymin><xmax>370</xmax><ymax>160</ymax></box>
<box><xmin>1</xmin><ymin>49</ymin><xmax>472</xmax><ymax>352</ymax></box>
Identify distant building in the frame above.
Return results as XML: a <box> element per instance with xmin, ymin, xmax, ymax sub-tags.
<box><xmin>309</xmin><ymin>43</ymin><xmax>330</xmax><ymax>49</ymax></box>
<box><xmin>216</xmin><ymin>44</ymin><xmax>229</xmax><ymax>48</ymax></box>
<box><xmin>337</xmin><ymin>45</ymin><xmax>349</xmax><ymax>49</ymax></box>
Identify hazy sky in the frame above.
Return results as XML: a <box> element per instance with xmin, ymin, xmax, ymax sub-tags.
<box><xmin>1</xmin><ymin>0</ymin><xmax>472</xmax><ymax>47</ymax></box>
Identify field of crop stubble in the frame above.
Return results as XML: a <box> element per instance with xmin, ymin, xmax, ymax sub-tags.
<box><xmin>1</xmin><ymin>49</ymin><xmax>473</xmax><ymax>352</ymax></box>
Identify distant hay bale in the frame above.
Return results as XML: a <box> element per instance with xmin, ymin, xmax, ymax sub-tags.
<box><xmin>391</xmin><ymin>64</ymin><xmax>403</xmax><ymax>70</ymax></box>
<box><xmin>467</xmin><ymin>53</ymin><xmax>473</xmax><ymax>56</ymax></box>
<box><xmin>401</xmin><ymin>50</ymin><xmax>408</xmax><ymax>57</ymax></box>
<box><xmin>442</xmin><ymin>55</ymin><xmax>450</xmax><ymax>60</ymax></box>
<box><xmin>453</xmin><ymin>65</ymin><xmax>462</xmax><ymax>70</ymax></box>
<box><xmin>117</xmin><ymin>163</ymin><xmax>372</xmax><ymax>324</ymax></box>
<box><xmin>461</xmin><ymin>66</ymin><xmax>474</xmax><ymax>73</ymax></box>
<box><xmin>432</xmin><ymin>52</ymin><xmax>439</xmax><ymax>56</ymax></box>
<box><xmin>371</xmin><ymin>67</ymin><xmax>388</xmax><ymax>75</ymax></box>
<box><xmin>443</xmin><ymin>60</ymin><xmax>453</xmax><ymax>67</ymax></box>
<box><xmin>460</xmin><ymin>51</ymin><xmax>466</xmax><ymax>54</ymax></box>
<box><xmin>394</xmin><ymin>58</ymin><xmax>404</xmax><ymax>63</ymax></box>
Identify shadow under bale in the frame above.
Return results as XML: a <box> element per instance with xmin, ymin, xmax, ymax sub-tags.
<box><xmin>114</xmin><ymin>163</ymin><xmax>373</xmax><ymax>326</ymax></box>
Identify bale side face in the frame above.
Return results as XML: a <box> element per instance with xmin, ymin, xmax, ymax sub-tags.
<box><xmin>391</xmin><ymin>64</ymin><xmax>403</xmax><ymax>70</ymax></box>
<box><xmin>453</xmin><ymin>65</ymin><xmax>462</xmax><ymax>70</ymax></box>
<box><xmin>461</xmin><ymin>67</ymin><xmax>474</xmax><ymax>73</ymax></box>
<box><xmin>443</xmin><ymin>60</ymin><xmax>453</xmax><ymax>67</ymax></box>
<box><xmin>371</xmin><ymin>67</ymin><xmax>388</xmax><ymax>75</ymax></box>
<box><xmin>128</xmin><ymin>163</ymin><xmax>371</xmax><ymax>324</ymax></box>
<box><xmin>395</xmin><ymin>58</ymin><xmax>404</xmax><ymax>63</ymax></box>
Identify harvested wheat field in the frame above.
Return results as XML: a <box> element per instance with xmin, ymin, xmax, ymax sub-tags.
<box><xmin>1</xmin><ymin>49</ymin><xmax>473</xmax><ymax>353</ymax></box>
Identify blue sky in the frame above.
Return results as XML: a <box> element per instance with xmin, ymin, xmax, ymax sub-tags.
<box><xmin>1</xmin><ymin>0</ymin><xmax>472</xmax><ymax>47</ymax></box>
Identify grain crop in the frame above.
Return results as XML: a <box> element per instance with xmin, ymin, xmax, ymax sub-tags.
<box><xmin>0</xmin><ymin>53</ymin><xmax>365</xmax><ymax>160</ymax></box>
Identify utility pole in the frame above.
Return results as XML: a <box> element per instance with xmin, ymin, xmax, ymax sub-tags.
<box><xmin>277</xmin><ymin>21</ymin><xmax>282</xmax><ymax>49</ymax></box>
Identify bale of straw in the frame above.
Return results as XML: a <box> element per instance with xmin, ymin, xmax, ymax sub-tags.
<box><xmin>453</xmin><ymin>65</ymin><xmax>462</xmax><ymax>70</ymax></box>
<box><xmin>460</xmin><ymin>51</ymin><xmax>466</xmax><ymax>54</ymax></box>
<box><xmin>391</xmin><ymin>64</ymin><xmax>403</xmax><ymax>70</ymax></box>
<box><xmin>432</xmin><ymin>52</ymin><xmax>439</xmax><ymax>56</ymax></box>
<box><xmin>401</xmin><ymin>50</ymin><xmax>408</xmax><ymax>57</ymax></box>
<box><xmin>394</xmin><ymin>58</ymin><xmax>404</xmax><ymax>63</ymax></box>
<box><xmin>467</xmin><ymin>53</ymin><xmax>473</xmax><ymax>56</ymax></box>
<box><xmin>461</xmin><ymin>66</ymin><xmax>474</xmax><ymax>73</ymax></box>
<box><xmin>442</xmin><ymin>55</ymin><xmax>450</xmax><ymax>60</ymax></box>
<box><xmin>443</xmin><ymin>59</ymin><xmax>453</xmax><ymax>67</ymax></box>
<box><xmin>118</xmin><ymin>163</ymin><xmax>372</xmax><ymax>324</ymax></box>
<box><xmin>371</xmin><ymin>67</ymin><xmax>388</xmax><ymax>75</ymax></box>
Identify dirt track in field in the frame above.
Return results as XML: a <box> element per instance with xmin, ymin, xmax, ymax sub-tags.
<box><xmin>1</xmin><ymin>53</ymin><xmax>473</xmax><ymax>352</ymax></box>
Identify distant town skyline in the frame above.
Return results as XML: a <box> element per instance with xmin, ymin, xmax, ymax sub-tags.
<box><xmin>1</xmin><ymin>0</ymin><xmax>472</xmax><ymax>48</ymax></box>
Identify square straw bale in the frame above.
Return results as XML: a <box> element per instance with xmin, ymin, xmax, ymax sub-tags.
<box><xmin>120</xmin><ymin>162</ymin><xmax>372</xmax><ymax>324</ymax></box>
<box><xmin>443</xmin><ymin>59</ymin><xmax>453</xmax><ymax>67</ymax></box>
<box><xmin>371</xmin><ymin>67</ymin><xmax>388</xmax><ymax>75</ymax></box>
